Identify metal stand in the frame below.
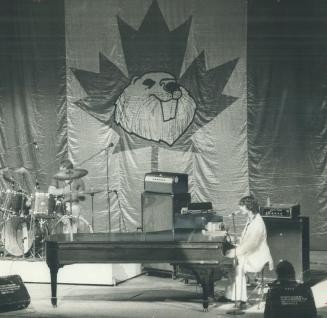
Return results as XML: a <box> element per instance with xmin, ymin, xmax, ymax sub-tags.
<box><xmin>1</xmin><ymin>212</ymin><xmax>9</xmax><ymax>258</ymax></box>
<box><xmin>90</xmin><ymin>192</ymin><xmax>95</xmax><ymax>230</ymax></box>
<box><xmin>77</xmin><ymin>142</ymin><xmax>114</xmax><ymax>232</ymax></box>
<box><xmin>68</xmin><ymin>181</ymin><xmax>74</xmax><ymax>241</ymax></box>
<box><xmin>105</xmin><ymin>147</ymin><xmax>111</xmax><ymax>232</ymax></box>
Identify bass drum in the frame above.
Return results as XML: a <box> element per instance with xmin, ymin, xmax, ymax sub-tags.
<box><xmin>0</xmin><ymin>216</ymin><xmax>48</xmax><ymax>257</ymax></box>
<box><xmin>1</xmin><ymin>216</ymin><xmax>33</xmax><ymax>256</ymax></box>
<box><xmin>51</xmin><ymin>215</ymin><xmax>93</xmax><ymax>235</ymax></box>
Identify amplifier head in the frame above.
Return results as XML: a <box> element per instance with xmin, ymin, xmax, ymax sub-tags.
<box><xmin>144</xmin><ymin>171</ymin><xmax>188</xmax><ymax>194</ymax></box>
<box><xmin>260</xmin><ymin>204</ymin><xmax>300</xmax><ymax>219</ymax></box>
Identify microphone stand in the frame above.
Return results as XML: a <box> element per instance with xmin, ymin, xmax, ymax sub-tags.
<box><xmin>105</xmin><ymin>146</ymin><xmax>111</xmax><ymax>232</ymax></box>
<box><xmin>227</xmin><ymin>212</ymin><xmax>245</xmax><ymax>315</ymax></box>
<box><xmin>77</xmin><ymin>142</ymin><xmax>114</xmax><ymax>232</ymax></box>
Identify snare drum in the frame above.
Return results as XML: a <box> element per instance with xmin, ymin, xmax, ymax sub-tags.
<box><xmin>0</xmin><ymin>189</ymin><xmax>28</xmax><ymax>215</ymax></box>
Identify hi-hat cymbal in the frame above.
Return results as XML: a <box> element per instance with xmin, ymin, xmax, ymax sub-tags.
<box><xmin>82</xmin><ymin>188</ymin><xmax>105</xmax><ymax>195</ymax></box>
<box><xmin>53</xmin><ymin>168</ymin><xmax>88</xmax><ymax>181</ymax></box>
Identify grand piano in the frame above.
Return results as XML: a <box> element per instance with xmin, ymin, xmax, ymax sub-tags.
<box><xmin>46</xmin><ymin>229</ymin><xmax>232</xmax><ymax>310</ymax></box>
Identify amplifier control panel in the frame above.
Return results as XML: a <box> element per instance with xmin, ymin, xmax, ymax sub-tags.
<box><xmin>260</xmin><ymin>204</ymin><xmax>300</xmax><ymax>219</ymax></box>
<box><xmin>144</xmin><ymin>172</ymin><xmax>188</xmax><ymax>194</ymax></box>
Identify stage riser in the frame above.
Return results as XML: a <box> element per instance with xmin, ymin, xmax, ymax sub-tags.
<box><xmin>0</xmin><ymin>260</ymin><xmax>141</xmax><ymax>285</ymax></box>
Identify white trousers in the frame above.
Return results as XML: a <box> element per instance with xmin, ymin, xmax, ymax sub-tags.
<box><xmin>225</xmin><ymin>258</ymin><xmax>248</xmax><ymax>302</ymax></box>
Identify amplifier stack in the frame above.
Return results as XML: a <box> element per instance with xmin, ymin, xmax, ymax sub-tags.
<box><xmin>142</xmin><ymin>171</ymin><xmax>190</xmax><ymax>232</ymax></box>
<box><xmin>142</xmin><ymin>171</ymin><xmax>220</xmax><ymax>232</ymax></box>
<box><xmin>260</xmin><ymin>204</ymin><xmax>310</xmax><ymax>282</ymax></box>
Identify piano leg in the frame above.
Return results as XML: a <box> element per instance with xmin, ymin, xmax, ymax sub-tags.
<box><xmin>200</xmin><ymin>277</ymin><xmax>210</xmax><ymax>312</ymax></box>
<box><xmin>181</xmin><ymin>265</ymin><xmax>212</xmax><ymax>311</ymax></box>
<box><xmin>50</xmin><ymin>266</ymin><xmax>59</xmax><ymax>307</ymax></box>
<box><xmin>181</xmin><ymin>265</ymin><xmax>224</xmax><ymax>312</ymax></box>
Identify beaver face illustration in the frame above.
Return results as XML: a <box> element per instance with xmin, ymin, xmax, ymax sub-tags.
<box><xmin>114</xmin><ymin>72</ymin><xmax>196</xmax><ymax>145</ymax></box>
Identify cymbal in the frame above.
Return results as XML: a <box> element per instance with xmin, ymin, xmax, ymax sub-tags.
<box><xmin>14</xmin><ymin>167</ymin><xmax>29</xmax><ymax>174</ymax></box>
<box><xmin>53</xmin><ymin>168</ymin><xmax>88</xmax><ymax>181</ymax></box>
<box><xmin>82</xmin><ymin>188</ymin><xmax>105</xmax><ymax>195</ymax></box>
<box><xmin>2</xmin><ymin>174</ymin><xmax>15</xmax><ymax>184</ymax></box>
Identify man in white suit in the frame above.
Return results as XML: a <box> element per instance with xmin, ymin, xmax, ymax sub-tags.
<box><xmin>223</xmin><ymin>195</ymin><xmax>274</xmax><ymax>309</ymax></box>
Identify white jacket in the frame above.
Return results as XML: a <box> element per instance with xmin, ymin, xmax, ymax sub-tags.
<box><xmin>236</xmin><ymin>214</ymin><xmax>273</xmax><ymax>273</ymax></box>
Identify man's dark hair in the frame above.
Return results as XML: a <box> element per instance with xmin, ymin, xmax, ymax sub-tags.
<box><xmin>239</xmin><ymin>195</ymin><xmax>259</xmax><ymax>214</ymax></box>
<box><xmin>60</xmin><ymin>159</ymin><xmax>73</xmax><ymax>170</ymax></box>
<box><xmin>276</xmin><ymin>260</ymin><xmax>296</xmax><ymax>282</ymax></box>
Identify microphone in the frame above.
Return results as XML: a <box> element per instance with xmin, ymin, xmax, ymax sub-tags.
<box><xmin>33</xmin><ymin>141</ymin><xmax>39</xmax><ymax>150</ymax></box>
<box><xmin>104</xmin><ymin>143</ymin><xmax>114</xmax><ymax>150</ymax></box>
<box><xmin>227</xmin><ymin>210</ymin><xmax>241</xmax><ymax>217</ymax></box>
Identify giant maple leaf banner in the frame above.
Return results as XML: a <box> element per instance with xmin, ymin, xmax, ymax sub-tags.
<box><xmin>66</xmin><ymin>0</ymin><xmax>247</xmax><ymax>231</ymax></box>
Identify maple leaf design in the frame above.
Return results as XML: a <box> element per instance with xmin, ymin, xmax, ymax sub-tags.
<box><xmin>72</xmin><ymin>1</ymin><xmax>238</xmax><ymax>153</ymax></box>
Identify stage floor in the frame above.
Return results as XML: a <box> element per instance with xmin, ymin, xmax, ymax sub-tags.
<box><xmin>0</xmin><ymin>251</ymin><xmax>326</xmax><ymax>318</ymax></box>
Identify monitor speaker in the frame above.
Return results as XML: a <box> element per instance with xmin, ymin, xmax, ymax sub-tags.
<box><xmin>0</xmin><ymin>275</ymin><xmax>30</xmax><ymax>313</ymax></box>
<box><xmin>263</xmin><ymin>217</ymin><xmax>310</xmax><ymax>282</ymax></box>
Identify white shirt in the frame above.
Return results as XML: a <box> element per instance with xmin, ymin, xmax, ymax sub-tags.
<box><xmin>236</xmin><ymin>214</ymin><xmax>273</xmax><ymax>272</ymax></box>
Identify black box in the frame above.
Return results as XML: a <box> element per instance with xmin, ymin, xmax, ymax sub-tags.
<box><xmin>141</xmin><ymin>192</ymin><xmax>191</xmax><ymax>232</ymax></box>
<box><xmin>0</xmin><ymin>275</ymin><xmax>30</xmax><ymax>313</ymax></box>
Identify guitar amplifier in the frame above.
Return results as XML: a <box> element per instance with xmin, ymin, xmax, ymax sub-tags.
<box><xmin>0</xmin><ymin>275</ymin><xmax>30</xmax><ymax>313</ymax></box>
<box><xmin>260</xmin><ymin>204</ymin><xmax>300</xmax><ymax>219</ymax></box>
<box><xmin>144</xmin><ymin>172</ymin><xmax>188</xmax><ymax>194</ymax></box>
<box><xmin>264</xmin><ymin>217</ymin><xmax>310</xmax><ymax>282</ymax></box>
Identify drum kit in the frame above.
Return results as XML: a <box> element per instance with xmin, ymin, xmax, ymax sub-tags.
<box><xmin>0</xmin><ymin>167</ymin><xmax>101</xmax><ymax>258</ymax></box>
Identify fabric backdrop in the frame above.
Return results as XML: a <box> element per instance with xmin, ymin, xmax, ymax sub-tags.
<box><xmin>0</xmin><ymin>0</ymin><xmax>326</xmax><ymax>249</ymax></box>
<box><xmin>65</xmin><ymin>0</ymin><xmax>247</xmax><ymax>233</ymax></box>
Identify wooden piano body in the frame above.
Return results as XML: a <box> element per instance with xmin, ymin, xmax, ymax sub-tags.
<box><xmin>46</xmin><ymin>229</ymin><xmax>232</xmax><ymax>310</ymax></box>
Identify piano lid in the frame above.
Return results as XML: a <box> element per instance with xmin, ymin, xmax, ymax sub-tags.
<box><xmin>48</xmin><ymin>228</ymin><xmax>226</xmax><ymax>243</ymax></box>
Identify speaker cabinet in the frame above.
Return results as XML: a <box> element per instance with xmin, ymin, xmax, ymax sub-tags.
<box><xmin>0</xmin><ymin>275</ymin><xmax>30</xmax><ymax>313</ymax></box>
<box><xmin>141</xmin><ymin>192</ymin><xmax>191</xmax><ymax>232</ymax></box>
<box><xmin>263</xmin><ymin>217</ymin><xmax>310</xmax><ymax>282</ymax></box>
<box><xmin>141</xmin><ymin>192</ymin><xmax>190</xmax><ymax>274</ymax></box>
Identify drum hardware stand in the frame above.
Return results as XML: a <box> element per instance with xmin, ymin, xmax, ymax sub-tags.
<box><xmin>87</xmin><ymin>190</ymin><xmax>101</xmax><ymax>232</ymax></box>
<box><xmin>54</xmin><ymin>175</ymin><xmax>74</xmax><ymax>241</ymax></box>
<box><xmin>31</xmin><ymin>215</ymin><xmax>39</xmax><ymax>259</ymax></box>
<box><xmin>90</xmin><ymin>191</ymin><xmax>95</xmax><ymax>230</ymax></box>
<box><xmin>30</xmin><ymin>216</ymin><xmax>47</xmax><ymax>259</ymax></box>
<box><xmin>20</xmin><ymin>216</ymin><xmax>30</xmax><ymax>260</ymax></box>
<box><xmin>67</xmin><ymin>180</ymin><xmax>74</xmax><ymax>241</ymax></box>
<box><xmin>1</xmin><ymin>212</ymin><xmax>9</xmax><ymax>258</ymax></box>
<box><xmin>52</xmin><ymin>167</ymin><xmax>88</xmax><ymax>240</ymax></box>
